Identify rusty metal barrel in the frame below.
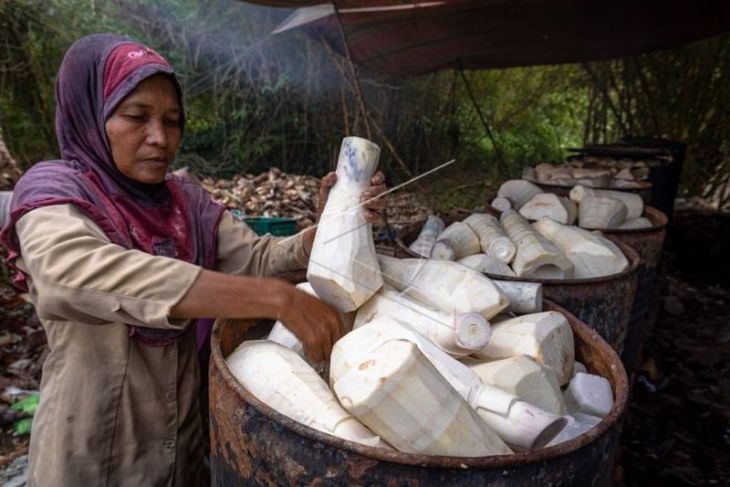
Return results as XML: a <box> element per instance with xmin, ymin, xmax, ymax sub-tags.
<box><xmin>475</xmin><ymin>199</ymin><xmax>666</xmax><ymax>371</ymax></box>
<box><xmin>482</xmin><ymin>240</ymin><xmax>640</xmax><ymax>354</ymax></box>
<box><xmin>599</xmin><ymin>207</ymin><xmax>668</xmax><ymax>373</ymax></box>
<box><xmin>209</xmin><ymin>301</ymin><xmax>629</xmax><ymax>486</ymax></box>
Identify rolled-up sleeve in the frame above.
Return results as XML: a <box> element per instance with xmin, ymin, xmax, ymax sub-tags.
<box><xmin>15</xmin><ymin>204</ymin><xmax>201</xmax><ymax>329</ymax></box>
<box><xmin>215</xmin><ymin>210</ymin><xmax>309</xmax><ymax>277</ymax></box>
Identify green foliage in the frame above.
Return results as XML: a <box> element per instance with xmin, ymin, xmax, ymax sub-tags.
<box><xmin>1</xmin><ymin>0</ymin><xmax>728</xmax><ymax>208</ymax></box>
<box><xmin>10</xmin><ymin>393</ymin><xmax>39</xmax><ymax>436</ymax></box>
<box><xmin>0</xmin><ymin>0</ymin><xmax>134</xmax><ymax>166</ymax></box>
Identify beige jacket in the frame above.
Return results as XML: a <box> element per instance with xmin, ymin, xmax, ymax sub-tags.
<box><xmin>15</xmin><ymin>204</ymin><xmax>309</xmax><ymax>487</ymax></box>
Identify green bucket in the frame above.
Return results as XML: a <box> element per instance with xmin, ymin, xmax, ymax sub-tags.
<box><xmin>243</xmin><ymin>216</ymin><xmax>297</xmax><ymax>237</ymax></box>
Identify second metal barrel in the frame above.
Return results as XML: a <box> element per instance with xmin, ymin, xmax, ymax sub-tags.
<box><xmin>483</xmin><ymin>239</ymin><xmax>640</xmax><ymax>354</ymax></box>
<box><xmin>398</xmin><ymin>216</ymin><xmax>640</xmax><ymax>354</ymax></box>
<box><xmin>600</xmin><ymin>206</ymin><xmax>668</xmax><ymax>373</ymax></box>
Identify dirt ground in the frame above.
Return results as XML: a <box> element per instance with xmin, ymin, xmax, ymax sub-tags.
<box><xmin>0</xmin><ymin>208</ymin><xmax>728</xmax><ymax>486</ymax></box>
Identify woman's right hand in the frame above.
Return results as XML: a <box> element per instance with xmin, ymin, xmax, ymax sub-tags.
<box><xmin>171</xmin><ymin>270</ymin><xmax>344</xmax><ymax>362</ymax></box>
<box><xmin>279</xmin><ymin>285</ymin><xmax>345</xmax><ymax>363</ymax></box>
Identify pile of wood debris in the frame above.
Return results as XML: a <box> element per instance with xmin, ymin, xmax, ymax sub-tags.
<box><xmin>201</xmin><ymin>168</ymin><xmax>321</xmax><ymax>229</ymax></box>
<box><xmin>200</xmin><ymin>167</ymin><xmax>432</xmax><ymax>232</ymax></box>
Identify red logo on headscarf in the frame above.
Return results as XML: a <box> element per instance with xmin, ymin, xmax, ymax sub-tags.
<box><xmin>103</xmin><ymin>43</ymin><xmax>171</xmax><ymax>101</ymax></box>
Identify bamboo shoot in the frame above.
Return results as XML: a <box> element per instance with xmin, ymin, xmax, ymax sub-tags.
<box><xmin>408</xmin><ymin>215</ymin><xmax>445</xmax><ymax>257</ymax></box>
<box><xmin>332</xmin><ymin>318</ymin><xmax>566</xmax><ymax>450</ymax></box>
<box><xmin>569</xmin><ymin>185</ymin><xmax>643</xmax><ymax>219</ymax></box>
<box><xmin>519</xmin><ymin>193</ymin><xmax>578</xmax><ymax>225</ymax></box>
<box><xmin>353</xmin><ymin>286</ymin><xmax>491</xmax><ymax>356</ymax></box>
<box><xmin>462</xmin><ymin>213</ymin><xmax>516</xmax><ymax>263</ymax></box>
<box><xmin>227</xmin><ymin>341</ymin><xmax>388</xmax><ymax>448</ymax></box>
<box><xmin>430</xmin><ymin>222</ymin><xmax>481</xmax><ymax>260</ymax></box>
<box><xmin>465</xmin><ymin>355</ymin><xmax>566</xmax><ymax>415</ymax></box>
<box><xmin>307</xmin><ymin>137</ymin><xmax>383</xmax><ymax>311</ymax></box>
<box><xmin>458</xmin><ymin>254</ymin><xmax>515</xmax><ymax>277</ymax></box>
<box><xmin>496</xmin><ymin>179</ymin><xmax>544</xmax><ymax>210</ymax></box>
<box><xmin>475</xmin><ymin>311</ymin><xmax>575</xmax><ymax>386</ymax></box>
<box><xmin>333</xmin><ymin>340</ymin><xmax>511</xmax><ymax>456</ymax></box>
<box><xmin>578</xmin><ymin>196</ymin><xmax>628</xmax><ymax>229</ymax></box>
<box><xmin>500</xmin><ymin>210</ymin><xmax>573</xmax><ymax>279</ymax></box>
<box><xmin>533</xmin><ymin>219</ymin><xmax>629</xmax><ymax>278</ymax></box>
<box><xmin>564</xmin><ymin>372</ymin><xmax>614</xmax><ymax>418</ymax></box>
<box><xmin>377</xmin><ymin>254</ymin><xmax>509</xmax><ymax>319</ymax></box>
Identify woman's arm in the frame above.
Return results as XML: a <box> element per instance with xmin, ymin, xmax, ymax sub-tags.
<box><xmin>170</xmin><ymin>270</ymin><xmax>343</xmax><ymax>361</ymax></box>
<box><xmin>16</xmin><ymin>204</ymin><xmax>344</xmax><ymax>360</ymax></box>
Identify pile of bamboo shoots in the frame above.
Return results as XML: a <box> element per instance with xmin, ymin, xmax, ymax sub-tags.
<box><xmin>416</xmin><ymin>191</ymin><xmax>630</xmax><ymax>280</ymax></box>
<box><xmin>492</xmin><ymin>179</ymin><xmax>653</xmax><ymax>230</ymax></box>
<box><xmin>522</xmin><ymin>156</ymin><xmax>649</xmax><ymax>189</ymax></box>
<box><xmin>225</xmin><ymin>137</ymin><xmax>617</xmax><ymax>459</ymax></box>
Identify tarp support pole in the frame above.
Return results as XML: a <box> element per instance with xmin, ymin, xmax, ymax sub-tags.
<box><xmin>321</xmin><ymin>26</ymin><xmax>420</xmax><ymax>185</ymax></box>
<box><xmin>333</xmin><ymin>5</ymin><xmax>372</xmax><ymax>140</ymax></box>
<box><xmin>457</xmin><ymin>60</ymin><xmax>508</xmax><ymax>175</ymax></box>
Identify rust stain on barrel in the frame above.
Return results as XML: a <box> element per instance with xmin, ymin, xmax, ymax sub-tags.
<box><xmin>602</xmin><ymin>207</ymin><xmax>668</xmax><ymax>372</ymax></box>
<box><xmin>209</xmin><ymin>301</ymin><xmax>628</xmax><ymax>486</ymax></box>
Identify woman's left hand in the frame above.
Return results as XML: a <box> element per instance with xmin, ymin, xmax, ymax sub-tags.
<box><xmin>317</xmin><ymin>171</ymin><xmax>387</xmax><ymax>224</ymax></box>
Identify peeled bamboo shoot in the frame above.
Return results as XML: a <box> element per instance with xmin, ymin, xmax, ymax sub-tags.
<box><xmin>492</xmin><ymin>280</ymin><xmax>543</xmax><ymax>314</ymax></box>
<box><xmin>475</xmin><ymin>311</ymin><xmax>575</xmax><ymax>385</ymax></box>
<box><xmin>578</xmin><ymin>196</ymin><xmax>628</xmax><ymax>229</ymax></box>
<box><xmin>519</xmin><ymin>193</ymin><xmax>577</xmax><ymax>225</ymax></box>
<box><xmin>353</xmin><ymin>286</ymin><xmax>491</xmax><ymax>356</ymax></box>
<box><xmin>500</xmin><ymin>210</ymin><xmax>574</xmax><ymax>279</ymax></box>
<box><xmin>491</xmin><ymin>196</ymin><xmax>513</xmax><ymax>212</ymax></box>
<box><xmin>462</xmin><ymin>213</ymin><xmax>516</xmax><ymax>263</ymax></box>
<box><xmin>408</xmin><ymin>215</ymin><xmax>445</xmax><ymax>257</ymax></box>
<box><xmin>332</xmin><ymin>318</ymin><xmax>566</xmax><ymax>450</ymax></box>
<box><xmin>466</xmin><ymin>355</ymin><xmax>566</xmax><ymax>415</ymax></box>
<box><xmin>333</xmin><ymin>340</ymin><xmax>511</xmax><ymax>456</ymax></box>
<box><xmin>533</xmin><ymin>219</ymin><xmax>629</xmax><ymax>278</ymax></box>
<box><xmin>496</xmin><ymin>180</ymin><xmax>544</xmax><ymax>210</ymax></box>
<box><xmin>564</xmin><ymin>372</ymin><xmax>614</xmax><ymax>418</ymax></box>
<box><xmin>569</xmin><ymin>185</ymin><xmax>643</xmax><ymax>219</ymax></box>
<box><xmin>458</xmin><ymin>254</ymin><xmax>515</xmax><ymax>277</ymax></box>
<box><xmin>227</xmin><ymin>341</ymin><xmax>387</xmax><ymax>448</ymax></box>
<box><xmin>307</xmin><ymin>137</ymin><xmax>383</xmax><ymax>311</ymax></box>
<box><xmin>377</xmin><ymin>254</ymin><xmax>509</xmax><ymax>319</ymax></box>
<box><xmin>430</xmin><ymin>222</ymin><xmax>481</xmax><ymax>260</ymax></box>
<box><xmin>547</xmin><ymin>413</ymin><xmax>602</xmax><ymax>446</ymax></box>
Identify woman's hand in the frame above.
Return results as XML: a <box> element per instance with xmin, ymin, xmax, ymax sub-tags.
<box><xmin>170</xmin><ymin>271</ymin><xmax>344</xmax><ymax>362</ymax></box>
<box><xmin>279</xmin><ymin>286</ymin><xmax>345</xmax><ymax>363</ymax></box>
<box><xmin>316</xmin><ymin>171</ymin><xmax>388</xmax><ymax>223</ymax></box>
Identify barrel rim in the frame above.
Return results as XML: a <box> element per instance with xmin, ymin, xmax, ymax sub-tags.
<box><xmin>210</xmin><ymin>301</ymin><xmax>629</xmax><ymax>469</ymax></box>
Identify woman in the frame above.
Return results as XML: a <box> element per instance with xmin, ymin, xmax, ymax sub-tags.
<box><xmin>0</xmin><ymin>34</ymin><xmax>386</xmax><ymax>486</ymax></box>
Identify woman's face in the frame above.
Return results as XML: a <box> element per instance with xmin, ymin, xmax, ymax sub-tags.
<box><xmin>105</xmin><ymin>74</ymin><xmax>182</xmax><ymax>184</ymax></box>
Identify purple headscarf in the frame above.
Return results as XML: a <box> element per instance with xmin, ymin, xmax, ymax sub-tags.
<box><xmin>0</xmin><ymin>33</ymin><xmax>225</xmax><ymax>346</ymax></box>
